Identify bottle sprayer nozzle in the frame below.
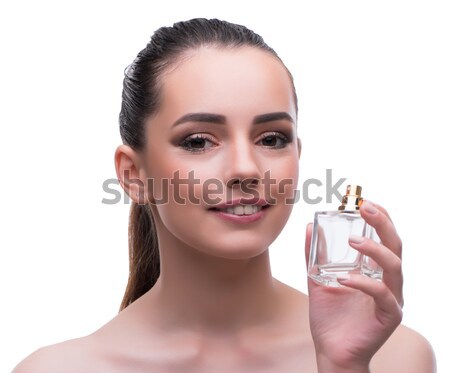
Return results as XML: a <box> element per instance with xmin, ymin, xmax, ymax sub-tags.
<box><xmin>338</xmin><ymin>184</ymin><xmax>364</xmax><ymax>211</ymax></box>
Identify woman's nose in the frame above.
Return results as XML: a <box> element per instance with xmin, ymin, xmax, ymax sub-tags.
<box><xmin>223</xmin><ymin>137</ymin><xmax>262</xmax><ymax>190</ymax></box>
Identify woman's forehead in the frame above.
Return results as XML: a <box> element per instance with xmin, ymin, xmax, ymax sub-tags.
<box><xmin>157</xmin><ymin>46</ymin><xmax>295</xmax><ymax>119</ymax></box>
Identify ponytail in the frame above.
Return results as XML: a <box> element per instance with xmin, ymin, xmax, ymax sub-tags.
<box><xmin>119</xmin><ymin>202</ymin><xmax>159</xmax><ymax>311</ymax></box>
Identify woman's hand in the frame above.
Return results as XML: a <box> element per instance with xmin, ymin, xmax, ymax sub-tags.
<box><xmin>305</xmin><ymin>201</ymin><xmax>404</xmax><ymax>373</ymax></box>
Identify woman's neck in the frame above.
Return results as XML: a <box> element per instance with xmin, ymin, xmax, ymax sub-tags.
<box><xmin>143</xmin><ymin>230</ymin><xmax>283</xmax><ymax>337</ymax></box>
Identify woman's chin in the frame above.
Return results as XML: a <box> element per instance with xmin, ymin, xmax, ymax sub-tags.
<box><xmin>196</xmin><ymin>240</ymin><xmax>272</xmax><ymax>260</ymax></box>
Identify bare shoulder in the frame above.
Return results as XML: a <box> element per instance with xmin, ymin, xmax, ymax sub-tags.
<box><xmin>12</xmin><ymin>336</ymin><xmax>105</xmax><ymax>373</ymax></box>
<box><xmin>371</xmin><ymin>324</ymin><xmax>437</xmax><ymax>373</ymax></box>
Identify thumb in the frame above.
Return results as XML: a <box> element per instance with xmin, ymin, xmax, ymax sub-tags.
<box><xmin>304</xmin><ymin>222</ymin><xmax>313</xmax><ymax>271</ymax></box>
<box><xmin>304</xmin><ymin>222</ymin><xmax>318</xmax><ymax>294</ymax></box>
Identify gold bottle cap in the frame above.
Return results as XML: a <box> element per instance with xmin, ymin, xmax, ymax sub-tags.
<box><xmin>338</xmin><ymin>184</ymin><xmax>363</xmax><ymax>211</ymax></box>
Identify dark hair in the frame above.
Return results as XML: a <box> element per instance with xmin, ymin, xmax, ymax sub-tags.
<box><xmin>118</xmin><ymin>18</ymin><xmax>298</xmax><ymax>311</ymax></box>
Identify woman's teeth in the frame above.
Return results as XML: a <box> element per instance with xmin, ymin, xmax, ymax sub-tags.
<box><xmin>221</xmin><ymin>205</ymin><xmax>262</xmax><ymax>215</ymax></box>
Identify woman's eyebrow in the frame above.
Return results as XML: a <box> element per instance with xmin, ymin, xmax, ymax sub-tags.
<box><xmin>172</xmin><ymin>112</ymin><xmax>294</xmax><ymax>128</ymax></box>
<box><xmin>253</xmin><ymin>112</ymin><xmax>294</xmax><ymax>125</ymax></box>
<box><xmin>172</xmin><ymin>113</ymin><xmax>226</xmax><ymax>127</ymax></box>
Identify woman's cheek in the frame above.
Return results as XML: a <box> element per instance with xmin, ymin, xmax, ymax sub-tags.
<box><xmin>270</xmin><ymin>163</ymin><xmax>299</xmax><ymax>205</ymax></box>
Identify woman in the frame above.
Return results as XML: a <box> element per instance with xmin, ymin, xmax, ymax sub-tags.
<box><xmin>13</xmin><ymin>18</ymin><xmax>436</xmax><ymax>373</ymax></box>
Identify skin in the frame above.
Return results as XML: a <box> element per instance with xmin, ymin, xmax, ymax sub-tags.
<box><xmin>13</xmin><ymin>47</ymin><xmax>436</xmax><ymax>373</ymax></box>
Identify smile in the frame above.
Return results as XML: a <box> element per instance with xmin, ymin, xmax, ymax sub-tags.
<box><xmin>208</xmin><ymin>203</ymin><xmax>270</xmax><ymax>224</ymax></box>
<box><xmin>212</xmin><ymin>204</ymin><xmax>264</xmax><ymax>215</ymax></box>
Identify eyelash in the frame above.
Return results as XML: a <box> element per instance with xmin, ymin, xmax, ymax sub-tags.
<box><xmin>178</xmin><ymin>134</ymin><xmax>217</xmax><ymax>153</ymax></box>
<box><xmin>178</xmin><ymin>132</ymin><xmax>292</xmax><ymax>153</ymax></box>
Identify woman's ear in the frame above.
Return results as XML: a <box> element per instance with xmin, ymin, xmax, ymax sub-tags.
<box><xmin>115</xmin><ymin>144</ymin><xmax>151</xmax><ymax>204</ymax></box>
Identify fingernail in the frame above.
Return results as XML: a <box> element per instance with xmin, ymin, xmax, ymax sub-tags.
<box><xmin>363</xmin><ymin>200</ymin><xmax>378</xmax><ymax>215</ymax></box>
<box><xmin>336</xmin><ymin>273</ymin><xmax>350</xmax><ymax>281</ymax></box>
<box><xmin>349</xmin><ymin>234</ymin><xmax>365</xmax><ymax>244</ymax></box>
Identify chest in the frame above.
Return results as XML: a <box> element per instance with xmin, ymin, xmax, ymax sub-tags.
<box><xmin>119</xmin><ymin>334</ymin><xmax>319</xmax><ymax>373</ymax></box>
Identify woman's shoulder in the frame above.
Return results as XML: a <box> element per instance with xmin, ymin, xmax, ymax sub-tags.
<box><xmin>12</xmin><ymin>303</ymin><xmax>160</xmax><ymax>373</ymax></box>
<box><xmin>12</xmin><ymin>335</ymin><xmax>106</xmax><ymax>373</ymax></box>
<box><xmin>371</xmin><ymin>324</ymin><xmax>436</xmax><ymax>373</ymax></box>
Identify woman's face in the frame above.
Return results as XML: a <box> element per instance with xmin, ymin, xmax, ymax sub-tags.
<box><xmin>143</xmin><ymin>46</ymin><xmax>300</xmax><ymax>259</ymax></box>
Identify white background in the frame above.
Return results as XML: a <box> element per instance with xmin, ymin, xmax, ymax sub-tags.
<box><xmin>1</xmin><ymin>0</ymin><xmax>449</xmax><ymax>371</ymax></box>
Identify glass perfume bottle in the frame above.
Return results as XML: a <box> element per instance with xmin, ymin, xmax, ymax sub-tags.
<box><xmin>308</xmin><ymin>185</ymin><xmax>383</xmax><ymax>287</ymax></box>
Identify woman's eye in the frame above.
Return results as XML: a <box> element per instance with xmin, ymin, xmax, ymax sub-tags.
<box><xmin>179</xmin><ymin>134</ymin><xmax>216</xmax><ymax>153</ymax></box>
<box><xmin>179</xmin><ymin>132</ymin><xmax>291</xmax><ymax>152</ymax></box>
<box><xmin>257</xmin><ymin>132</ymin><xmax>290</xmax><ymax>148</ymax></box>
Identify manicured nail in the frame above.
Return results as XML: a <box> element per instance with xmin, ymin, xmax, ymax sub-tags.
<box><xmin>363</xmin><ymin>200</ymin><xmax>378</xmax><ymax>215</ymax></box>
<box><xmin>336</xmin><ymin>273</ymin><xmax>350</xmax><ymax>281</ymax></box>
<box><xmin>349</xmin><ymin>234</ymin><xmax>365</xmax><ymax>244</ymax></box>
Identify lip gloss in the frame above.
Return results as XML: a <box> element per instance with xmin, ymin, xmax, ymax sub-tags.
<box><xmin>210</xmin><ymin>206</ymin><xmax>268</xmax><ymax>224</ymax></box>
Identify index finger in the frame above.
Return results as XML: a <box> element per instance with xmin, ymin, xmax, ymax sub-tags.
<box><xmin>360</xmin><ymin>200</ymin><xmax>403</xmax><ymax>259</ymax></box>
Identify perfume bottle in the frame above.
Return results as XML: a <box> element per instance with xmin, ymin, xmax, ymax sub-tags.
<box><xmin>308</xmin><ymin>185</ymin><xmax>383</xmax><ymax>287</ymax></box>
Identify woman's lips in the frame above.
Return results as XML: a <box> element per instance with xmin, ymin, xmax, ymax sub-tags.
<box><xmin>208</xmin><ymin>205</ymin><xmax>270</xmax><ymax>224</ymax></box>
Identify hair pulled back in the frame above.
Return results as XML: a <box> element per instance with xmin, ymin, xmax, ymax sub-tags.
<box><xmin>118</xmin><ymin>18</ymin><xmax>297</xmax><ymax>311</ymax></box>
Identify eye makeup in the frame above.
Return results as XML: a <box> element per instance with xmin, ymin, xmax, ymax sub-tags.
<box><xmin>177</xmin><ymin>130</ymin><xmax>293</xmax><ymax>153</ymax></box>
<box><xmin>171</xmin><ymin>116</ymin><xmax>295</xmax><ymax>154</ymax></box>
